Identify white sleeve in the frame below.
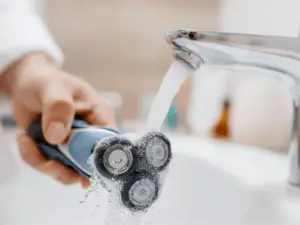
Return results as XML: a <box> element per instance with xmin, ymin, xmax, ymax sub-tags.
<box><xmin>0</xmin><ymin>0</ymin><xmax>64</xmax><ymax>73</ymax></box>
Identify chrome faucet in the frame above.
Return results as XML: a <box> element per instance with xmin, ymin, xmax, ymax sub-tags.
<box><xmin>166</xmin><ymin>29</ymin><xmax>300</xmax><ymax>187</ymax></box>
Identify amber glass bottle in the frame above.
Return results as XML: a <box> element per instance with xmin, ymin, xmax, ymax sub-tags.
<box><xmin>213</xmin><ymin>100</ymin><xmax>230</xmax><ymax>139</ymax></box>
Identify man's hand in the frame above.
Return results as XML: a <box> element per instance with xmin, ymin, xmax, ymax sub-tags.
<box><xmin>0</xmin><ymin>53</ymin><xmax>116</xmax><ymax>188</ymax></box>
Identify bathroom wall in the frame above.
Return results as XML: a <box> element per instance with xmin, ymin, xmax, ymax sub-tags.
<box><xmin>42</xmin><ymin>0</ymin><xmax>220</xmax><ymax>121</ymax></box>
<box><xmin>218</xmin><ymin>0</ymin><xmax>300</xmax><ymax>36</ymax></box>
<box><xmin>214</xmin><ymin>0</ymin><xmax>300</xmax><ymax>152</ymax></box>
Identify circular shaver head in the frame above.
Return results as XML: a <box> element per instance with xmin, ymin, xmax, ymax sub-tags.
<box><xmin>121</xmin><ymin>173</ymin><xmax>159</xmax><ymax>211</ymax></box>
<box><xmin>136</xmin><ymin>132</ymin><xmax>172</xmax><ymax>172</ymax></box>
<box><xmin>93</xmin><ymin>136</ymin><xmax>137</xmax><ymax>180</ymax></box>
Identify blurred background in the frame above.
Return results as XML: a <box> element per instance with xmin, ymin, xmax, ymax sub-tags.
<box><xmin>41</xmin><ymin>0</ymin><xmax>220</xmax><ymax>132</ymax></box>
<box><xmin>39</xmin><ymin>0</ymin><xmax>300</xmax><ymax>133</ymax></box>
<box><xmin>1</xmin><ymin>0</ymin><xmax>300</xmax><ymax>144</ymax></box>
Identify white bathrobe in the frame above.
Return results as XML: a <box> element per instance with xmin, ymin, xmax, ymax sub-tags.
<box><xmin>0</xmin><ymin>0</ymin><xmax>63</xmax><ymax>72</ymax></box>
<box><xmin>0</xmin><ymin>0</ymin><xmax>63</xmax><ymax>184</ymax></box>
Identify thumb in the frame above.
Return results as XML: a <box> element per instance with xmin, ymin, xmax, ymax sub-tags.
<box><xmin>41</xmin><ymin>85</ymin><xmax>75</xmax><ymax>144</ymax></box>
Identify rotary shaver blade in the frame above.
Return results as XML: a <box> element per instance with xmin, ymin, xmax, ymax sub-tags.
<box><xmin>121</xmin><ymin>173</ymin><xmax>159</xmax><ymax>211</ymax></box>
<box><xmin>92</xmin><ymin>136</ymin><xmax>137</xmax><ymax>179</ymax></box>
<box><xmin>136</xmin><ymin>132</ymin><xmax>172</xmax><ymax>172</ymax></box>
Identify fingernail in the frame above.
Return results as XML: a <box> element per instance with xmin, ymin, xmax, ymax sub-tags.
<box><xmin>83</xmin><ymin>181</ymin><xmax>90</xmax><ymax>189</ymax></box>
<box><xmin>17</xmin><ymin>134</ymin><xmax>30</xmax><ymax>154</ymax></box>
<box><xmin>49</xmin><ymin>169</ymin><xmax>62</xmax><ymax>179</ymax></box>
<box><xmin>82</xmin><ymin>183</ymin><xmax>89</xmax><ymax>189</ymax></box>
<box><xmin>46</xmin><ymin>121</ymin><xmax>65</xmax><ymax>144</ymax></box>
<box><xmin>75</xmin><ymin>101</ymin><xmax>93</xmax><ymax>111</ymax></box>
<box><xmin>80</xmin><ymin>177</ymin><xmax>90</xmax><ymax>189</ymax></box>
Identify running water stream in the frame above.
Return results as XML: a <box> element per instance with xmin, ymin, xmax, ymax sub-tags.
<box><xmin>144</xmin><ymin>60</ymin><xmax>194</xmax><ymax>132</ymax></box>
<box><xmin>82</xmin><ymin>59</ymin><xmax>194</xmax><ymax>225</ymax></box>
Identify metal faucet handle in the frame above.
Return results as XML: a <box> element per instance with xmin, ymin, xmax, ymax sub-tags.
<box><xmin>166</xmin><ymin>29</ymin><xmax>300</xmax><ymax>54</ymax></box>
<box><xmin>166</xmin><ymin>29</ymin><xmax>300</xmax><ymax>88</ymax></box>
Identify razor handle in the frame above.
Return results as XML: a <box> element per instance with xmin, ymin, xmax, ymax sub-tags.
<box><xmin>27</xmin><ymin>116</ymin><xmax>120</xmax><ymax>179</ymax></box>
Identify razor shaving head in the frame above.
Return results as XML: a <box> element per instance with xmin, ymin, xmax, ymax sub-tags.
<box><xmin>121</xmin><ymin>173</ymin><xmax>159</xmax><ymax>211</ymax></box>
<box><xmin>93</xmin><ymin>136</ymin><xmax>137</xmax><ymax>179</ymax></box>
<box><xmin>92</xmin><ymin>133</ymin><xmax>170</xmax><ymax>211</ymax></box>
<box><xmin>136</xmin><ymin>132</ymin><xmax>172</xmax><ymax>172</ymax></box>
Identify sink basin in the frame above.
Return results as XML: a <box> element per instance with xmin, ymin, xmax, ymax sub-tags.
<box><xmin>1</xmin><ymin>132</ymin><xmax>300</xmax><ymax>225</ymax></box>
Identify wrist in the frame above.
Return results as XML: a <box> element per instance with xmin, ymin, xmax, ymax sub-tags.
<box><xmin>0</xmin><ymin>53</ymin><xmax>52</xmax><ymax>94</ymax></box>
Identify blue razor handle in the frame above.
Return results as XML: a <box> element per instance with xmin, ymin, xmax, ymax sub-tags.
<box><xmin>27</xmin><ymin>116</ymin><xmax>172</xmax><ymax>212</ymax></box>
<box><xmin>27</xmin><ymin>116</ymin><xmax>120</xmax><ymax>179</ymax></box>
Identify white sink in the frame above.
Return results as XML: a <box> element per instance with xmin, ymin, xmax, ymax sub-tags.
<box><xmin>1</xmin><ymin>133</ymin><xmax>300</xmax><ymax>225</ymax></box>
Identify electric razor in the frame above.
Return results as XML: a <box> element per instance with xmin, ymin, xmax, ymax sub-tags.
<box><xmin>27</xmin><ymin>116</ymin><xmax>172</xmax><ymax>211</ymax></box>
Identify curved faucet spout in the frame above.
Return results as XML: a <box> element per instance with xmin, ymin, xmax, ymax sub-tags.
<box><xmin>166</xmin><ymin>30</ymin><xmax>300</xmax><ymax>83</ymax></box>
<box><xmin>166</xmin><ymin>29</ymin><xmax>300</xmax><ymax>187</ymax></box>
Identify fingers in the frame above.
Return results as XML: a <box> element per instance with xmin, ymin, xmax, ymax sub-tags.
<box><xmin>80</xmin><ymin>176</ymin><xmax>90</xmax><ymax>189</ymax></box>
<box><xmin>17</xmin><ymin>132</ymin><xmax>81</xmax><ymax>185</ymax></box>
<box><xmin>84</xmin><ymin>104</ymin><xmax>116</xmax><ymax>128</ymax></box>
<box><xmin>13</xmin><ymin>98</ymin><xmax>38</xmax><ymax>129</ymax></box>
<box><xmin>41</xmin><ymin>160</ymin><xmax>80</xmax><ymax>185</ymax></box>
<box><xmin>17</xmin><ymin>132</ymin><xmax>47</xmax><ymax>169</ymax></box>
<box><xmin>41</xmin><ymin>84</ymin><xmax>75</xmax><ymax>144</ymax></box>
<box><xmin>40</xmin><ymin>81</ymin><xmax>116</xmax><ymax>144</ymax></box>
<box><xmin>82</xmin><ymin>94</ymin><xmax>116</xmax><ymax>127</ymax></box>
